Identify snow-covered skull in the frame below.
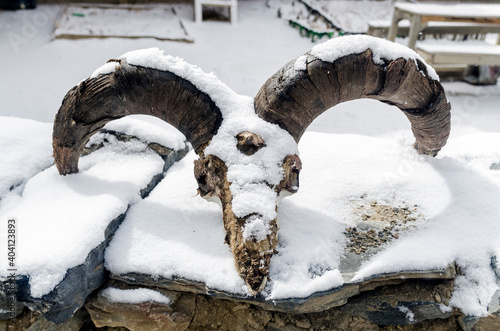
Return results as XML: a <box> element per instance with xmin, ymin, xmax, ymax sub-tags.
<box><xmin>194</xmin><ymin>131</ymin><xmax>301</xmax><ymax>199</ymax></box>
<box><xmin>52</xmin><ymin>36</ymin><xmax>451</xmax><ymax>294</ymax></box>
<box><xmin>193</xmin><ymin>131</ymin><xmax>302</xmax><ymax>293</ymax></box>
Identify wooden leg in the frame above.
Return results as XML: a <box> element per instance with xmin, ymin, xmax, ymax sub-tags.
<box><xmin>387</xmin><ymin>9</ymin><xmax>401</xmax><ymax>41</ymax></box>
<box><xmin>195</xmin><ymin>0</ymin><xmax>202</xmax><ymax>23</ymax></box>
<box><xmin>230</xmin><ymin>2</ymin><xmax>237</xmax><ymax>24</ymax></box>
<box><xmin>407</xmin><ymin>15</ymin><xmax>422</xmax><ymax>50</ymax></box>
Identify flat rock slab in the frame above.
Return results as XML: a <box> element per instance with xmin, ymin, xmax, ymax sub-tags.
<box><xmin>111</xmin><ymin>261</ymin><xmax>456</xmax><ymax>316</ymax></box>
<box><xmin>0</xmin><ymin>127</ymin><xmax>189</xmax><ymax>324</ymax></box>
<box><xmin>86</xmin><ymin>285</ymin><xmax>194</xmax><ymax>330</ymax></box>
<box><xmin>104</xmin><ymin>131</ymin><xmax>500</xmax><ymax>319</ymax></box>
<box><xmin>99</xmin><ymin>270</ymin><xmax>457</xmax><ymax>330</ymax></box>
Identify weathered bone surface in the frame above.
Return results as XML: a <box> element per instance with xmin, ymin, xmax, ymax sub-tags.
<box><xmin>52</xmin><ymin>37</ymin><xmax>451</xmax><ymax>295</ymax></box>
<box><xmin>193</xmin><ymin>147</ymin><xmax>298</xmax><ymax>293</ymax></box>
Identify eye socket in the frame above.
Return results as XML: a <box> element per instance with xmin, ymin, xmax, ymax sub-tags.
<box><xmin>193</xmin><ymin>155</ymin><xmax>228</xmax><ymax>197</ymax></box>
<box><xmin>194</xmin><ymin>158</ymin><xmax>212</xmax><ymax>196</ymax></box>
<box><xmin>287</xmin><ymin>170</ymin><xmax>300</xmax><ymax>193</ymax></box>
<box><xmin>279</xmin><ymin>154</ymin><xmax>302</xmax><ymax>194</ymax></box>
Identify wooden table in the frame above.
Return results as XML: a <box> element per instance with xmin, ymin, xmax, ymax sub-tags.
<box><xmin>388</xmin><ymin>3</ymin><xmax>500</xmax><ymax>50</ymax></box>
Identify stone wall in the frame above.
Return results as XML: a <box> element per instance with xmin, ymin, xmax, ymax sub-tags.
<box><xmin>4</xmin><ymin>274</ymin><xmax>500</xmax><ymax>330</ymax></box>
<box><xmin>1</xmin><ymin>130</ymin><xmax>499</xmax><ymax>331</ymax></box>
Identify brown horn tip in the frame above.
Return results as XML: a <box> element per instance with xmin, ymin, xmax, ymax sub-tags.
<box><xmin>53</xmin><ymin>145</ymin><xmax>81</xmax><ymax>175</ymax></box>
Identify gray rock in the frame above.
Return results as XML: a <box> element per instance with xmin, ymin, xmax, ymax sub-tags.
<box><xmin>460</xmin><ymin>312</ymin><xmax>500</xmax><ymax>331</ymax></box>
<box><xmin>490</xmin><ymin>162</ymin><xmax>500</xmax><ymax>170</ymax></box>
<box><xmin>26</xmin><ymin>211</ymin><xmax>126</xmax><ymax>324</ymax></box>
<box><xmin>86</xmin><ymin>285</ymin><xmax>194</xmax><ymax>331</ymax></box>
<box><xmin>0</xmin><ymin>130</ymin><xmax>190</xmax><ymax>324</ymax></box>
<box><xmin>90</xmin><ymin>277</ymin><xmax>462</xmax><ymax>330</ymax></box>
<box><xmin>0</xmin><ymin>275</ymin><xmax>30</xmax><ymax>319</ymax></box>
<box><xmin>111</xmin><ymin>263</ymin><xmax>456</xmax><ymax>315</ymax></box>
<box><xmin>26</xmin><ymin>307</ymin><xmax>88</xmax><ymax>331</ymax></box>
<box><xmin>341</xmin><ymin>296</ymin><xmax>451</xmax><ymax>325</ymax></box>
<box><xmin>458</xmin><ymin>256</ymin><xmax>500</xmax><ymax>330</ymax></box>
<box><xmin>2</xmin><ymin>307</ymin><xmax>88</xmax><ymax>331</ymax></box>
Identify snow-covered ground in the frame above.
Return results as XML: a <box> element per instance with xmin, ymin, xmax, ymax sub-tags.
<box><xmin>1</xmin><ymin>0</ymin><xmax>500</xmax><ymax>317</ymax></box>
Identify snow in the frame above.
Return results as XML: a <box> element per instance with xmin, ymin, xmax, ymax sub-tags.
<box><xmin>204</xmin><ymin>105</ymin><xmax>298</xmax><ymax>237</ymax></box>
<box><xmin>294</xmin><ymin>54</ymin><xmax>308</xmax><ymax>71</ymax></box>
<box><xmin>1</xmin><ymin>0</ymin><xmax>500</xmax><ymax>317</ymax></box>
<box><xmin>311</xmin><ymin>35</ymin><xmax>439</xmax><ymax>80</ymax></box>
<box><xmin>231</xmin><ymin>183</ymin><xmax>278</xmax><ymax>220</ymax></box>
<box><xmin>102</xmin><ymin>287</ymin><xmax>171</xmax><ymax>305</ymax></box>
<box><xmin>101</xmin><ymin>117</ymin><xmax>187</xmax><ymax>151</ymax></box>
<box><xmin>395</xmin><ymin>3</ymin><xmax>500</xmax><ymax>18</ymax></box>
<box><xmin>418</xmin><ymin>42</ymin><xmax>500</xmax><ymax>55</ymax></box>
<box><xmin>449</xmin><ymin>262</ymin><xmax>498</xmax><ymax>316</ymax></box>
<box><xmin>0</xmin><ymin>132</ymin><xmax>165</xmax><ymax>298</ymax></box>
<box><xmin>104</xmin><ymin>150</ymin><xmax>346</xmax><ymax>299</ymax></box>
<box><xmin>104</xmin><ymin>151</ymin><xmax>248</xmax><ymax>293</ymax></box>
<box><xmin>119</xmin><ymin>47</ymin><xmax>240</xmax><ymax>113</ymax></box>
<box><xmin>398</xmin><ymin>306</ymin><xmax>415</xmax><ymax>323</ymax></box>
<box><xmin>89</xmin><ymin>61</ymin><xmax>120</xmax><ymax>79</ymax></box>
<box><xmin>242</xmin><ymin>215</ymin><xmax>270</xmax><ymax>242</ymax></box>
<box><xmin>103</xmin><ymin>129</ymin><xmax>500</xmax><ymax>303</ymax></box>
<box><xmin>0</xmin><ymin>118</ymin><xmax>53</xmax><ymax>202</ymax></box>
<box><xmin>104</xmin><ymin>129</ymin><xmax>500</xmax><ymax>303</ymax></box>
<box><xmin>300</xmin><ymin>0</ymin><xmax>394</xmax><ymax>33</ymax></box>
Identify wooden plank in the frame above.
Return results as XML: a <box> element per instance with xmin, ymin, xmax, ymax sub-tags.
<box><xmin>421</xmin><ymin>15</ymin><xmax>500</xmax><ymax>25</ymax></box>
<box><xmin>368</xmin><ymin>21</ymin><xmax>500</xmax><ymax>38</ymax></box>
<box><xmin>395</xmin><ymin>3</ymin><xmax>500</xmax><ymax>19</ymax></box>
<box><xmin>199</xmin><ymin>0</ymin><xmax>235</xmax><ymax>6</ymax></box>
<box><xmin>417</xmin><ymin>47</ymin><xmax>500</xmax><ymax>66</ymax></box>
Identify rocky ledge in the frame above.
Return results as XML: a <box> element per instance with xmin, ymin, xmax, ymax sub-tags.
<box><xmin>6</xmin><ymin>260</ymin><xmax>500</xmax><ymax>330</ymax></box>
<box><xmin>0</xmin><ymin>129</ymin><xmax>189</xmax><ymax>325</ymax></box>
<box><xmin>5</xmin><ymin>243</ymin><xmax>500</xmax><ymax>330</ymax></box>
<box><xmin>1</xmin><ymin>130</ymin><xmax>500</xmax><ymax>330</ymax></box>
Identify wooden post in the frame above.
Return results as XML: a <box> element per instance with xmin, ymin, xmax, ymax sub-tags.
<box><xmin>387</xmin><ymin>8</ymin><xmax>401</xmax><ymax>41</ymax></box>
<box><xmin>407</xmin><ymin>14</ymin><xmax>423</xmax><ymax>50</ymax></box>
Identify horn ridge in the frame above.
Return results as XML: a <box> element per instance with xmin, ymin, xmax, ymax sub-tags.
<box><xmin>255</xmin><ymin>47</ymin><xmax>451</xmax><ymax>155</ymax></box>
<box><xmin>53</xmin><ymin>63</ymin><xmax>223</xmax><ymax>175</ymax></box>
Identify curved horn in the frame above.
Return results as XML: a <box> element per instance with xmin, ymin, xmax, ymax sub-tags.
<box><xmin>53</xmin><ymin>55</ymin><xmax>223</xmax><ymax>175</ymax></box>
<box><xmin>254</xmin><ymin>36</ymin><xmax>451</xmax><ymax>156</ymax></box>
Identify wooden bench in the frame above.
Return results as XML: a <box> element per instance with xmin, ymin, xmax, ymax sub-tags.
<box><xmin>194</xmin><ymin>0</ymin><xmax>237</xmax><ymax>24</ymax></box>
<box><xmin>387</xmin><ymin>3</ymin><xmax>500</xmax><ymax>50</ymax></box>
<box><xmin>368</xmin><ymin>20</ymin><xmax>500</xmax><ymax>40</ymax></box>
<box><xmin>381</xmin><ymin>3</ymin><xmax>500</xmax><ymax>82</ymax></box>
<box><xmin>417</xmin><ymin>43</ymin><xmax>500</xmax><ymax>66</ymax></box>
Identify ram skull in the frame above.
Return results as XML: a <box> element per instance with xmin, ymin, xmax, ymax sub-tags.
<box><xmin>52</xmin><ymin>36</ymin><xmax>451</xmax><ymax>295</ymax></box>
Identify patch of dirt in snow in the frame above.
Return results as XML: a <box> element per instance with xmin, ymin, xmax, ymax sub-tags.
<box><xmin>345</xmin><ymin>199</ymin><xmax>425</xmax><ymax>255</ymax></box>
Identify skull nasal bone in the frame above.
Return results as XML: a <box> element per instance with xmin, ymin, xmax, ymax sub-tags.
<box><xmin>236</xmin><ymin>131</ymin><xmax>266</xmax><ymax>156</ymax></box>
